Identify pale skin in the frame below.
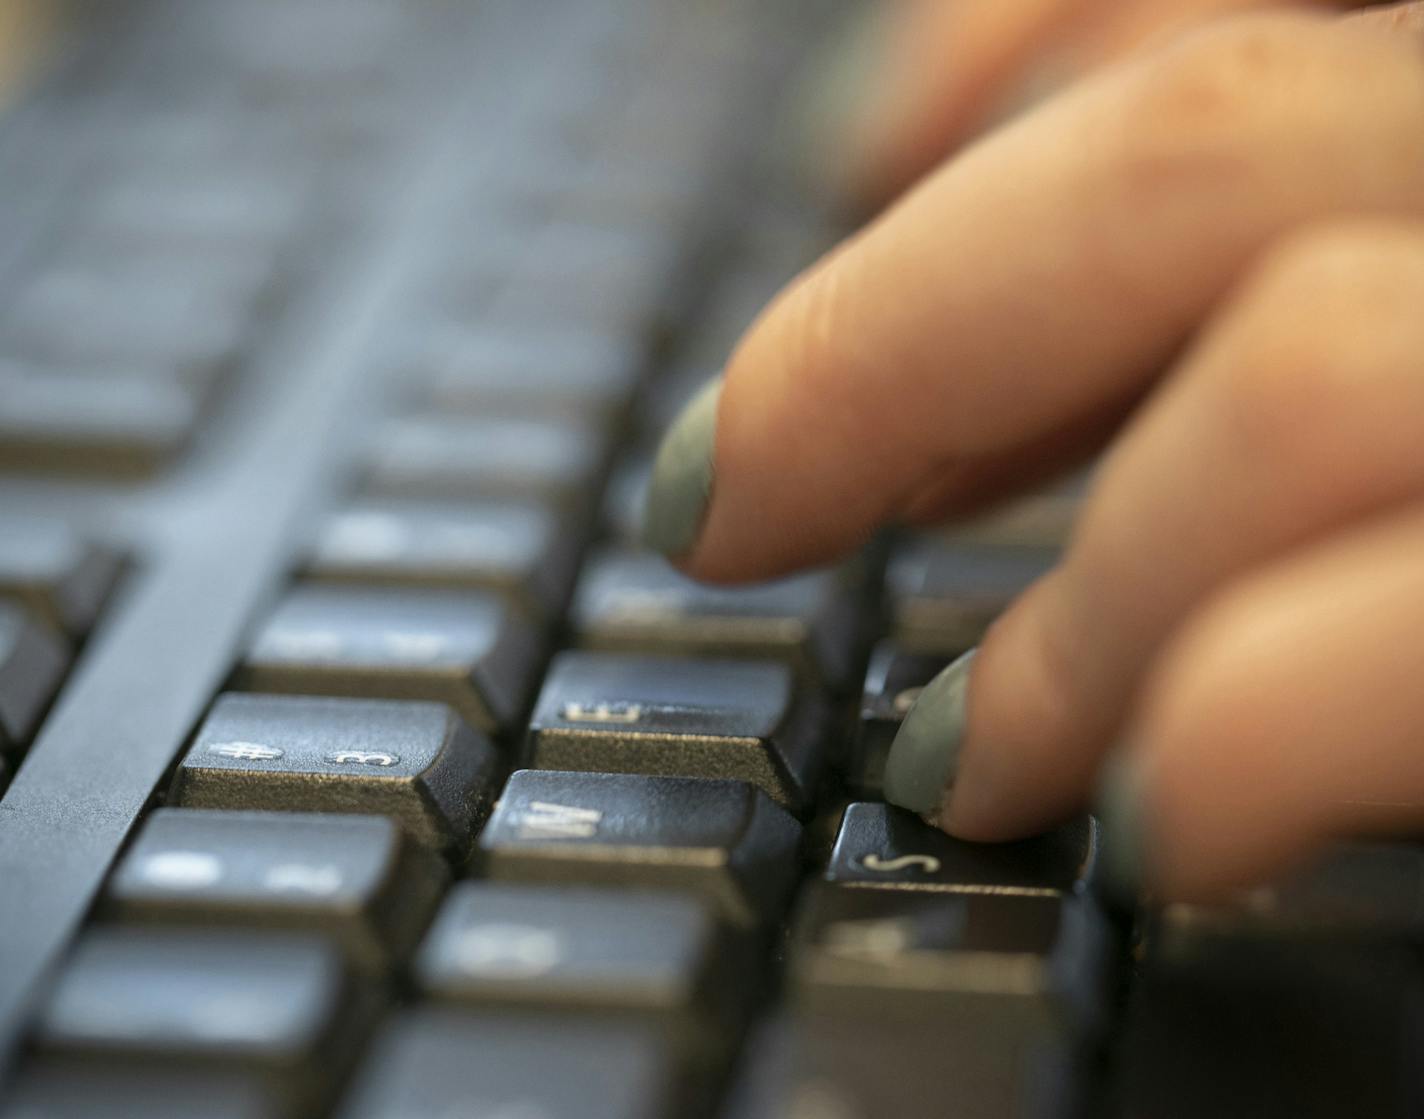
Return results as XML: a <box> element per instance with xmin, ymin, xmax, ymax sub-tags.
<box><xmin>672</xmin><ymin>1</ymin><xmax>1424</xmax><ymax>900</ymax></box>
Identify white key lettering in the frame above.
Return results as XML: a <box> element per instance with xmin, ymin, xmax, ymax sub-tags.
<box><xmin>208</xmin><ymin>741</ymin><xmax>284</xmax><ymax>762</ymax></box>
<box><xmin>822</xmin><ymin>917</ymin><xmax>918</xmax><ymax>962</ymax></box>
<box><xmin>451</xmin><ymin>923</ymin><xmax>564</xmax><ymax>978</ymax></box>
<box><xmin>140</xmin><ymin>850</ymin><xmax>224</xmax><ymax>889</ymax></box>
<box><xmin>262</xmin><ymin>863</ymin><xmax>344</xmax><ymax>896</ymax></box>
<box><xmin>560</xmin><ymin>701</ymin><xmax>643</xmax><ymax>725</ymax></box>
<box><xmin>324</xmin><ymin>750</ymin><xmax>400</xmax><ymax>767</ymax></box>
<box><xmin>517</xmin><ymin>801</ymin><xmax>603</xmax><ymax>840</ymax></box>
<box><xmin>859</xmin><ymin>853</ymin><xmax>942</xmax><ymax>875</ymax></box>
<box><xmin>384</xmin><ymin>631</ymin><xmax>449</xmax><ymax>661</ymax></box>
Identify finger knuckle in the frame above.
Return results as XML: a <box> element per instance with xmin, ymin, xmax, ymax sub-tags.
<box><xmin>1217</xmin><ymin>223</ymin><xmax>1424</xmax><ymax>455</ymax></box>
<box><xmin>1113</xmin><ymin>17</ymin><xmax>1348</xmax><ymax>199</ymax></box>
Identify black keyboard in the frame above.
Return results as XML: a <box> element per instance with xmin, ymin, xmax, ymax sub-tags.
<box><xmin>1</xmin><ymin>3</ymin><xmax>1422</xmax><ymax>1117</ymax></box>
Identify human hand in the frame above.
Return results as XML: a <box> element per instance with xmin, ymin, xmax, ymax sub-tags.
<box><xmin>831</xmin><ymin>0</ymin><xmax>1374</xmax><ymax>207</ymax></box>
<box><xmin>643</xmin><ymin>4</ymin><xmax>1424</xmax><ymax>901</ymax></box>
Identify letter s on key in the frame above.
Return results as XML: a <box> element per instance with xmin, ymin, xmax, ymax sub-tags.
<box><xmin>859</xmin><ymin>853</ymin><xmax>942</xmax><ymax>874</ymax></box>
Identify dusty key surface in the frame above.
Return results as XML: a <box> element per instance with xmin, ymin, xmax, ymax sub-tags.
<box><xmin>572</xmin><ymin>550</ymin><xmax>861</xmax><ymax>688</ymax></box>
<box><xmin>481</xmin><ymin>769</ymin><xmax>803</xmax><ymax>927</ymax></box>
<box><xmin>338</xmin><ymin>1010</ymin><xmax>673</xmax><ymax>1119</ymax></box>
<box><xmin>307</xmin><ymin>498</ymin><xmax>577</xmax><ymax>618</ymax></box>
<box><xmin>826</xmin><ymin>803</ymin><xmax>1097</xmax><ymax>895</ymax></box>
<box><xmin>236</xmin><ymin>585</ymin><xmax>540</xmax><ymax>735</ymax></box>
<box><xmin>415</xmin><ymin>882</ymin><xmax>727</xmax><ymax>1026</ymax></box>
<box><xmin>525</xmin><ymin>651</ymin><xmax>828</xmax><ymax>812</ymax></box>
<box><xmin>171</xmin><ymin>694</ymin><xmax>499</xmax><ymax>858</ymax></box>
<box><xmin>107</xmin><ymin>809</ymin><xmax>448</xmax><ymax>967</ymax></box>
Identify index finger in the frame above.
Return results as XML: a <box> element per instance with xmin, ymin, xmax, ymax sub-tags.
<box><xmin>643</xmin><ymin>9</ymin><xmax>1424</xmax><ymax>583</ymax></box>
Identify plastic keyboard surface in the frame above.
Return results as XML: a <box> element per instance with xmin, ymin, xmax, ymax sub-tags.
<box><xmin>1</xmin><ymin>3</ymin><xmax>1422</xmax><ymax>1118</ymax></box>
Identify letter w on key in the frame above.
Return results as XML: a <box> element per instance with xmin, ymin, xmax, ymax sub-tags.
<box><xmin>517</xmin><ymin>801</ymin><xmax>603</xmax><ymax>840</ymax></box>
<box><xmin>561</xmin><ymin>702</ymin><xmax>643</xmax><ymax>725</ymax></box>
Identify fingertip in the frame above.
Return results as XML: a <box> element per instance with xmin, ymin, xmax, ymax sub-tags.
<box><xmin>883</xmin><ymin>650</ymin><xmax>977</xmax><ymax>818</ymax></box>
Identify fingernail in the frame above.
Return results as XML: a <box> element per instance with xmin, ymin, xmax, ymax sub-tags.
<box><xmin>1092</xmin><ymin>751</ymin><xmax>1148</xmax><ymax>909</ymax></box>
<box><xmin>883</xmin><ymin>650</ymin><xmax>976</xmax><ymax>818</ymax></box>
<box><xmin>641</xmin><ymin>378</ymin><xmax>722</xmax><ymax>558</ymax></box>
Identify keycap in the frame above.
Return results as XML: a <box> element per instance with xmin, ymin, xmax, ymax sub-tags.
<box><xmin>571</xmin><ymin>550</ymin><xmax>862</xmax><ymax>689</ymax></box>
<box><xmin>170</xmin><ymin>694</ymin><xmax>499</xmax><ymax>859</ymax></box>
<box><xmin>0</xmin><ymin>520</ymin><xmax>123</xmax><ymax>637</ymax></box>
<box><xmin>525</xmin><ymin>652</ymin><xmax>828</xmax><ymax>813</ymax></box>
<box><xmin>790</xmin><ymin>885</ymin><xmax>1108</xmax><ymax>1034</ymax></box>
<box><xmin>235</xmin><ymin>584</ymin><xmax>540</xmax><ymax>735</ymax></box>
<box><xmin>1171</xmin><ymin>841</ymin><xmax>1424</xmax><ymax>941</ymax></box>
<box><xmin>363</xmin><ymin>415</ymin><xmax>607</xmax><ymax>509</ymax></box>
<box><xmin>1</xmin><ymin>1062</ymin><xmax>279</xmax><ymax>1119</ymax></box>
<box><xmin>724</xmin><ymin>1017</ymin><xmax>1082</xmax><ymax>1119</ymax></box>
<box><xmin>395</xmin><ymin>323</ymin><xmax>642</xmax><ymax>423</ymax></box>
<box><xmin>33</xmin><ymin>928</ymin><xmax>365</xmax><ymax>1112</ymax></box>
<box><xmin>851</xmin><ymin>643</ymin><xmax>953</xmax><ymax>796</ymax></box>
<box><xmin>481</xmin><ymin>770</ymin><xmax>802</xmax><ymax>927</ymax></box>
<box><xmin>106</xmin><ymin>809</ymin><xmax>448</xmax><ymax>967</ymax></box>
<box><xmin>415</xmin><ymin>882</ymin><xmax>732</xmax><ymax>1029</ymax></box>
<box><xmin>0</xmin><ymin>599</ymin><xmax>68</xmax><ymax>753</ymax></box>
<box><xmin>886</xmin><ymin>541</ymin><xmax>1059</xmax><ymax>655</ymax></box>
<box><xmin>1117</xmin><ymin>863</ymin><xmax>1424</xmax><ymax>1119</ymax></box>
<box><xmin>338</xmin><ymin>1010</ymin><xmax>674</xmax><ymax>1119</ymax></box>
<box><xmin>0</xmin><ymin>262</ymin><xmax>250</xmax><ymax>382</ymax></box>
<box><xmin>306</xmin><ymin>498</ymin><xmax>577</xmax><ymax>619</ymax></box>
<box><xmin>484</xmin><ymin>220</ymin><xmax>677</xmax><ymax>335</ymax></box>
<box><xmin>91</xmin><ymin>169</ymin><xmax>307</xmax><ymax>249</ymax></box>
<box><xmin>0</xmin><ymin>367</ymin><xmax>201</xmax><ymax>477</ymax></box>
<box><xmin>826</xmin><ymin>803</ymin><xmax>1097</xmax><ymax>896</ymax></box>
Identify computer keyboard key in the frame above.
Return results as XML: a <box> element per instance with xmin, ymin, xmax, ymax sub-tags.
<box><xmin>0</xmin><ymin>263</ymin><xmax>250</xmax><ymax>382</ymax></box>
<box><xmin>0</xmin><ymin>368</ymin><xmax>201</xmax><ymax>477</ymax></box>
<box><xmin>851</xmin><ymin>644</ymin><xmax>954</xmax><ymax>796</ymax></box>
<box><xmin>886</xmin><ymin>541</ymin><xmax>1059</xmax><ymax>655</ymax></box>
<box><xmin>415</xmin><ymin>882</ymin><xmax>731</xmax><ymax>1029</ymax></box>
<box><xmin>725</xmin><ymin>1017</ymin><xmax>1081</xmax><ymax>1119</ymax></box>
<box><xmin>106</xmin><ymin>809</ymin><xmax>448</xmax><ymax>967</ymax></box>
<box><xmin>0</xmin><ymin>600</ymin><xmax>68</xmax><ymax>753</ymax></box>
<box><xmin>526</xmin><ymin>652</ymin><xmax>828</xmax><ymax>813</ymax></box>
<box><xmin>481</xmin><ymin>770</ymin><xmax>802</xmax><ymax>927</ymax></box>
<box><xmin>826</xmin><ymin>803</ymin><xmax>1096</xmax><ymax>896</ymax></box>
<box><xmin>0</xmin><ymin>1062</ymin><xmax>279</xmax><ymax>1119</ymax></box>
<box><xmin>572</xmin><ymin>551</ymin><xmax>862</xmax><ymax>689</ymax></box>
<box><xmin>364</xmin><ymin>415</ymin><xmax>607</xmax><ymax>509</ymax></box>
<box><xmin>338</xmin><ymin>1010</ymin><xmax>674</xmax><ymax>1119</ymax></box>
<box><xmin>307</xmin><ymin>498</ymin><xmax>577</xmax><ymax>619</ymax></box>
<box><xmin>1118</xmin><ymin>873</ymin><xmax>1424</xmax><ymax>1119</ymax></box>
<box><xmin>236</xmin><ymin>584</ymin><xmax>539</xmax><ymax>735</ymax></box>
<box><xmin>790</xmin><ymin>886</ymin><xmax>1109</xmax><ymax>1034</ymax></box>
<box><xmin>33</xmin><ymin>929</ymin><xmax>367</xmax><ymax>1110</ymax></box>
<box><xmin>171</xmin><ymin>694</ymin><xmax>499</xmax><ymax>859</ymax></box>
<box><xmin>396</xmin><ymin>324</ymin><xmax>642</xmax><ymax>423</ymax></box>
<box><xmin>0</xmin><ymin>520</ymin><xmax>123</xmax><ymax>638</ymax></box>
